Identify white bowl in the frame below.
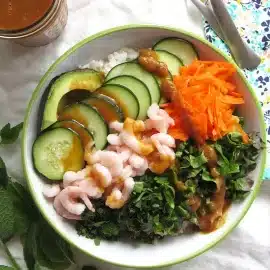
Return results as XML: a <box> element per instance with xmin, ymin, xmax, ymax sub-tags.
<box><xmin>22</xmin><ymin>25</ymin><xmax>266</xmax><ymax>268</ymax></box>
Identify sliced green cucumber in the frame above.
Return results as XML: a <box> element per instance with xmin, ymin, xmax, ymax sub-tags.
<box><xmin>105</xmin><ymin>62</ymin><xmax>160</xmax><ymax>104</ymax></box>
<box><xmin>48</xmin><ymin>120</ymin><xmax>94</xmax><ymax>149</ymax></box>
<box><xmin>155</xmin><ymin>50</ymin><xmax>183</xmax><ymax>75</ymax></box>
<box><xmin>33</xmin><ymin>128</ymin><xmax>84</xmax><ymax>180</ymax></box>
<box><xmin>97</xmin><ymin>84</ymin><xmax>139</xmax><ymax>119</ymax></box>
<box><xmin>42</xmin><ymin>69</ymin><xmax>104</xmax><ymax>130</ymax></box>
<box><xmin>105</xmin><ymin>75</ymin><xmax>151</xmax><ymax>120</ymax></box>
<box><xmin>83</xmin><ymin>94</ymin><xmax>124</xmax><ymax>123</ymax></box>
<box><xmin>58</xmin><ymin>103</ymin><xmax>108</xmax><ymax>150</ymax></box>
<box><xmin>153</xmin><ymin>38</ymin><xmax>198</xmax><ymax>66</ymax></box>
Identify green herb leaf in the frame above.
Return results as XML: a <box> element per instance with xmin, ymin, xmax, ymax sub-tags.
<box><xmin>201</xmin><ymin>169</ymin><xmax>215</xmax><ymax>182</ymax></box>
<box><xmin>8</xmin><ymin>182</ymin><xmax>39</xmax><ymax>222</ymax></box>
<box><xmin>189</xmin><ymin>153</ymin><xmax>207</xmax><ymax>169</ymax></box>
<box><xmin>0</xmin><ymin>266</ymin><xmax>15</xmax><ymax>270</ymax></box>
<box><xmin>0</xmin><ymin>187</ymin><xmax>15</xmax><ymax>242</ymax></box>
<box><xmin>133</xmin><ymin>182</ymin><xmax>144</xmax><ymax>193</ymax></box>
<box><xmin>23</xmin><ymin>223</ymin><xmax>38</xmax><ymax>270</ymax></box>
<box><xmin>218</xmin><ymin>159</ymin><xmax>240</xmax><ymax>175</ymax></box>
<box><xmin>0</xmin><ymin>123</ymin><xmax>23</xmax><ymax>145</ymax></box>
<box><xmin>0</xmin><ymin>158</ymin><xmax>9</xmax><ymax>188</ymax></box>
<box><xmin>7</xmin><ymin>183</ymin><xmax>31</xmax><ymax>235</ymax></box>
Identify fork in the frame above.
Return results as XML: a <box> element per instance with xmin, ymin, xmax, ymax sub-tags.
<box><xmin>190</xmin><ymin>0</ymin><xmax>261</xmax><ymax>69</ymax></box>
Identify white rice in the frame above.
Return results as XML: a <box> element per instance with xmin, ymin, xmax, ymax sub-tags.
<box><xmin>80</xmin><ymin>48</ymin><xmax>139</xmax><ymax>75</ymax></box>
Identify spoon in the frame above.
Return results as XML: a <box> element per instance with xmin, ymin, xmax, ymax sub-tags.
<box><xmin>190</xmin><ymin>0</ymin><xmax>261</xmax><ymax>69</ymax></box>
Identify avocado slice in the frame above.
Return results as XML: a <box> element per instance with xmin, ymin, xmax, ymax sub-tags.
<box><xmin>42</xmin><ymin>69</ymin><xmax>104</xmax><ymax>129</ymax></box>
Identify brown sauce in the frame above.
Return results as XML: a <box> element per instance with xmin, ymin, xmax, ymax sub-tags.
<box><xmin>61</xmin><ymin>135</ymin><xmax>83</xmax><ymax>171</ymax></box>
<box><xmin>58</xmin><ymin>107</ymin><xmax>89</xmax><ymax>129</ymax></box>
<box><xmin>98</xmin><ymin>90</ymin><xmax>129</xmax><ymax>120</ymax></box>
<box><xmin>187</xmin><ymin>195</ymin><xmax>201</xmax><ymax>212</ymax></box>
<box><xmin>60</xmin><ymin>121</ymin><xmax>93</xmax><ymax>148</ymax></box>
<box><xmin>138</xmin><ymin>49</ymin><xmax>169</xmax><ymax>78</ymax></box>
<box><xmin>0</xmin><ymin>0</ymin><xmax>54</xmax><ymax>31</ymax></box>
<box><xmin>57</xmin><ymin>90</ymin><xmax>92</xmax><ymax>114</ymax></box>
<box><xmin>198</xmin><ymin>145</ymin><xmax>227</xmax><ymax>232</ymax></box>
<box><xmin>85</xmin><ymin>98</ymin><xmax>121</xmax><ymax>123</ymax></box>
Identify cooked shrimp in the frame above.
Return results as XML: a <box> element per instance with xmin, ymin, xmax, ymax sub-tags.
<box><xmin>120</xmin><ymin>131</ymin><xmax>153</xmax><ymax>156</ymax></box>
<box><xmin>85</xmin><ymin>150</ymin><xmax>102</xmax><ymax>165</ymax></box>
<box><xmin>107</xmin><ymin>134</ymin><xmax>122</xmax><ymax>145</ymax></box>
<box><xmin>132</xmin><ymin>158</ymin><xmax>148</xmax><ymax>176</ymax></box>
<box><xmin>109</xmin><ymin>121</ymin><xmax>123</xmax><ymax>132</ymax></box>
<box><xmin>151</xmin><ymin>133</ymin><xmax>175</xmax><ymax>148</ymax></box>
<box><xmin>95</xmin><ymin>151</ymin><xmax>124</xmax><ymax>177</ymax></box>
<box><xmin>162</xmin><ymin>145</ymin><xmax>176</xmax><ymax>160</ymax></box>
<box><xmin>92</xmin><ymin>163</ymin><xmax>112</xmax><ymax>188</ymax></box>
<box><xmin>128</xmin><ymin>153</ymin><xmax>146</xmax><ymax>169</ymax></box>
<box><xmin>122</xmin><ymin>177</ymin><xmax>135</xmax><ymax>201</ymax></box>
<box><xmin>133</xmin><ymin>120</ymin><xmax>145</xmax><ymax>133</ymax></box>
<box><xmin>43</xmin><ymin>183</ymin><xmax>61</xmax><ymax>198</ymax></box>
<box><xmin>63</xmin><ymin>170</ymin><xmax>86</xmax><ymax>188</ymax></box>
<box><xmin>58</xmin><ymin>186</ymin><xmax>87</xmax><ymax>215</ymax></box>
<box><xmin>147</xmin><ymin>103</ymin><xmax>163</xmax><ymax>121</ymax></box>
<box><xmin>53</xmin><ymin>195</ymin><xmax>81</xmax><ymax>220</ymax></box>
<box><xmin>106</xmin><ymin>177</ymin><xmax>135</xmax><ymax>209</ymax></box>
<box><xmin>146</xmin><ymin>104</ymin><xmax>174</xmax><ymax>133</ymax></box>
<box><xmin>117</xmin><ymin>146</ymin><xmax>132</xmax><ymax>163</ymax></box>
<box><xmin>121</xmin><ymin>165</ymin><xmax>133</xmax><ymax>178</ymax></box>
<box><xmin>77</xmin><ymin>178</ymin><xmax>103</xmax><ymax>198</ymax></box>
<box><xmin>106</xmin><ymin>189</ymin><xmax>124</xmax><ymax>209</ymax></box>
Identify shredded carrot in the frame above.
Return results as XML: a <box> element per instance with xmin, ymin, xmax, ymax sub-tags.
<box><xmin>164</xmin><ymin>60</ymin><xmax>248</xmax><ymax>144</ymax></box>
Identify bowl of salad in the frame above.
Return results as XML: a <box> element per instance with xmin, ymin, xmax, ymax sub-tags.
<box><xmin>22</xmin><ymin>25</ymin><xmax>266</xmax><ymax>268</ymax></box>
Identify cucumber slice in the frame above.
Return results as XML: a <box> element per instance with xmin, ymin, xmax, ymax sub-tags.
<box><xmin>97</xmin><ymin>84</ymin><xmax>139</xmax><ymax>119</ymax></box>
<box><xmin>105</xmin><ymin>75</ymin><xmax>151</xmax><ymax>120</ymax></box>
<box><xmin>153</xmin><ymin>38</ymin><xmax>198</xmax><ymax>66</ymax></box>
<box><xmin>33</xmin><ymin>128</ymin><xmax>84</xmax><ymax>180</ymax></box>
<box><xmin>83</xmin><ymin>94</ymin><xmax>124</xmax><ymax>123</ymax></box>
<box><xmin>155</xmin><ymin>50</ymin><xmax>183</xmax><ymax>75</ymax></box>
<box><xmin>48</xmin><ymin>120</ymin><xmax>94</xmax><ymax>149</ymax></box>
<box><xmin>105</xmin><ymin>62</ymin><xmax>160</xmax><ymax>104</ymax></box>
<box><xmin>58</xmin><ymin>103</ymin><xmax>108</xmax><ymax>150</ymax></box>
<box><xmin>42</xmin><ymin>69</ymin><xmax>104</xmax><ymax>130</ymax></box>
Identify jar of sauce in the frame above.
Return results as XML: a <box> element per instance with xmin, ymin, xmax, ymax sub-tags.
<box><xmin>0</xmin><ymin>0</ymin><xmax>68</xmax><ymax>47</ymax></box>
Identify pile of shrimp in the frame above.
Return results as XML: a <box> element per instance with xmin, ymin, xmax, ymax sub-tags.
<box><xmin>43</xmin><ymin>103</ymin><xmax>176</xmax><ymax>220</ymax></box>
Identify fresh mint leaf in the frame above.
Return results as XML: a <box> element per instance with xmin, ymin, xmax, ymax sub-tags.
<box><xmin>23</xmin><ymin>223</ymin><xmax>38</xmax><ymax>270</ymax></box>
<box><xmin>189</xmin><ymin>153</ymin><xmax>207</xmax><ymax>169</ymax></box>
<box><xmin>0</xmin><ymin>157</ymin><xmax>9</xmax><ymax>188</ymax></box>
<box><xmin>8</xmin><ymin>182</ymin><xmax>39</xmax><ymax>222</ymax></box>
<box><xmin>7</xmin><ymin>183</ymin><xmax>31</xmax><ymax>235</ymax></box>
<box><xmin>0</xmin><ymin>266</ymin><xmax>15</xmax><ymax>270</ymax></box>
<box><xmin>0</xmin><ymin>123</ymin><xmax>23</xmax><ymax>145</ymax></box>
<box><xmin>0</xmin><ymin>187</ymin><xmax>15</xmax><ymax>242</ymax></box>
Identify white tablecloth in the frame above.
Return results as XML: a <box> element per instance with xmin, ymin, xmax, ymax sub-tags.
<box><xmin>0</xmin><ymin>1</ymin><xmax>269</xmax><ymax>269</ymax></box>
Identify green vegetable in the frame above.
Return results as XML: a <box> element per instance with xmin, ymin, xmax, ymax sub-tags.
<box><xmin>0</xmin><ymin>123</ymin><xmax>23</xmax><ymax>145</ymax></box>
<box><xmin>0</xmin><ymin>123</ymin><xmax>74</xmax><ymax>270</ymax></box>
<box><xmin>77</xmin><ymin>173</ymin><xmax>196</xmax><ymax>243</ymax></box>
<box><xmin>0</xmin><ymin>157</ymin><xmax>9</xmax><ymax>187</ymax></box>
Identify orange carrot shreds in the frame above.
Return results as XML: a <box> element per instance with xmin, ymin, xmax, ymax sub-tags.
<box><xmin>164</xmin><ymin>60</ymin><xmax>248</xmax><ymax>144</ymax></box>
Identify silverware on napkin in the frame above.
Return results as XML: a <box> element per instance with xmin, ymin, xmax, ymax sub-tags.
<box><xmin>190</xmin><ymin>0</ymin><xmax>261</xmax><ymax>69</ymax></box>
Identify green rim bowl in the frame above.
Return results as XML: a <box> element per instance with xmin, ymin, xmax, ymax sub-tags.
<box><xmin>22</xmin><ymin>25</ymin><xmax>266</xmax><ymax>268</ymax></box>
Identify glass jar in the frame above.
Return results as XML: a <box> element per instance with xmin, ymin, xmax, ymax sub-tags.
<box><xmin>0</xmin><ymin>0</ymin><xmax>68</xmax><ymax>47</ymax></box>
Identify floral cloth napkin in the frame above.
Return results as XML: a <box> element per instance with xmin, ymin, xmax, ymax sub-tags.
<box><xmin>203</xmin><ymin>0</ymin><xmax>270</xmax><ymax>179</ymax></box>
